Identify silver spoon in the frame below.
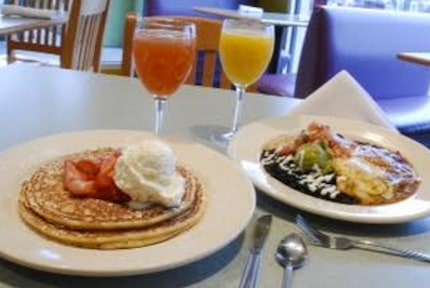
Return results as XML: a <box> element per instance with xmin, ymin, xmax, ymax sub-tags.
<box><xmin>275</xmin><ymin>232</ymin><xmax>308</xmax><ymax>288</ymax></box>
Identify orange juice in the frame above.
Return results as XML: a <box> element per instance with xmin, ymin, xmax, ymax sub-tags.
<box><xmin>220</xmin><ymin>29</ymin><xmax>274</xmax><ymax>87</ymax></box>
<box><xmin>133</xmin><ymin>31</ymin><xmax>195</xmax><ymax>97</ymax></box>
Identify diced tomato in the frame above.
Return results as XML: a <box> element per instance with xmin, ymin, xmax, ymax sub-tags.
<box><xmin>279</xmin><ymin>145</ymin><xmax>296</xmax><ymax>156</ymax></box>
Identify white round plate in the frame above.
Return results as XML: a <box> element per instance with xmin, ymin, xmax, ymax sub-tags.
<box><xmin>0</xmin><ymin>130</ymin><xmax>255</xmax><ymax>276</ymax></box>
<box><xmin>228</xmin><ymin>114</ymin><xmax>430</xmax><ymax>224</ymax></box>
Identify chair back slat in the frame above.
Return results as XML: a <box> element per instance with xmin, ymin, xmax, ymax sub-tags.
<box><xmin>35</xmin><ymin>28</ymin><xmax>42</xmax><ymax>44</ymax></box>
<box><xmin>80</xmin><ymin>0</ymin><xmax>109</xmax><ymax>15</ymax></box>
<box><xmin>73</xmin><ymin>15</ymin><xmax>86</xmax><ymax>70</ymax></box>
<box><xmin>79</xmin><ymin>15</ymin><xmax>99</xmax><ymax>70</ymax></box>
<box><xmin>185</xmin><ymin>55</ymin><xmax>197</xmax><ymax>85</ymax></box>
<box><xmin>71</xmin><ymin>11</ymin><xmax>86</xmax><ymax>69</ymax></box>
<box><xmin>43</xmin><ymin>26</ymin><xmax>51</xmax><ymax>45</ymax></box>
<box><xmin>79</xmin><ymin>16</ymin><xmax>92</xmax><ymax>69</ymax></box>
<box><xmin>120</xmin><ymin>12</ymin><xmax>137</xmax><ymax>77</ymax></box>
<box><xmin>220</xmin><ymin>71</ymin><xmax>231</xmax><ymax>90</ymax></box>
<box><xmin>202</xmin><ymin>51</ymin><xmax>217</xmax><ymax>87</ymax></box>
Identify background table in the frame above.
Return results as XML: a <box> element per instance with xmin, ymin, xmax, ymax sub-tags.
<box><xmin>193</xmin><ymin>6</ymin><xmax>309</xmax><ymax>74</ymax></box>
<box><xmin>193</xmin><ymin>6</ymin><xmax>309</xmax><ymax>27</ymax></box>
<box><xmin>1</xmin><ymin>65</ymin><xmax>429</xmax><ymax>288</ymax></box>
<box><xmin>0</xmin><ymin>15</ymin><xmax>66</xmax><ymax>35</ymax></box>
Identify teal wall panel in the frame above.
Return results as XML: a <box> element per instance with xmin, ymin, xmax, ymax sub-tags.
<box><xmin>105</xmin><ymin>0</ymin><xmax>145</xmax><ymax>47</ymax></box>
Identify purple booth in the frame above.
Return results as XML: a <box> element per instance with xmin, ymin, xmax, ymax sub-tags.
<box><xmin>294</xmin><ymin>6</ymin><xmax>430</xmax><ymax>144</ymax></box>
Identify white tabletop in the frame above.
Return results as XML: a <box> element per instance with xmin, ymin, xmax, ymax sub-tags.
<box><xmin>0</xmin><ymin>64</ymin><xmax>300</xmax><ymax>152</ymax></box>
<box><xmin>0</xmin><ymin>64</ymin><xmax>429</xmax><ymax>287</ymax></box>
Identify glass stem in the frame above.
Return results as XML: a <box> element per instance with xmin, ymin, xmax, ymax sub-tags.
<box><xmin>154</xmin><ymin>97</ymin><xmax>167</xmax><ymax>134</ymax></box>
<box><xmin>230</xmin><ymin>86</ymin><xmax>246</xmax><ymax>134</ymax></box>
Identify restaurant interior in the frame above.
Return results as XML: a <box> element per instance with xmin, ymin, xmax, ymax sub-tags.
<box><xmin>2</xmin><ymin>0</ymin><xmax>430</xmax><ymax>145</ymax></box>
<box><xmin>0</xmin><ymin>0</ymin><xmax>430</xmax><ymax>287</ymax></box>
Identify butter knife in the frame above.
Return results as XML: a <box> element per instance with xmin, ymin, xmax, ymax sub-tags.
<box><xmin>239</xmin><ymin>214</ymin><xmax>273</xmax><ymax>288</ymax></box>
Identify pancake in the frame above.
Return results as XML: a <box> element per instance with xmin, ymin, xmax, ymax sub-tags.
<box><xmin>19</xmin><ymin>179</ymin><xmax>206</xmax><ymax>249</ymax></box>
<box><xmin>20</xmin><ymin>148</ymin><xmax>196</xmax><ymax>230</ymax></box>
<box><xmin>18</xmin><ymin>147</ymin><xmax>206</xmax><ymax>249</ymax></box>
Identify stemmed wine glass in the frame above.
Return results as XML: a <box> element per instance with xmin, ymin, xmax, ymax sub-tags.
<box><xmin>218</xmin><ymin>19</ymin><xmax>274</xmax><ymax>141</ymax></box>
<box><xmin>132</xmin><ymin>17</ymin><xmax>196</xmax><ymax>134</ymax></box>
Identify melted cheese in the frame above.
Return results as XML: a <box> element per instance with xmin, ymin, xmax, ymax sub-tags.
<box><xmin>334</xmin><ymin>157</ymin><xmax>393</xmax><ymax>204</ymax></box>
<box><xmin>333</xmin><ymin>143</ymin><xmax>419</xmax><ymax>205</ymax></box>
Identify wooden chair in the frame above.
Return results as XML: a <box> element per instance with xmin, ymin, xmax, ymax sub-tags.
<box><xmin>120</xmin><ymin>12</ymin><xmax>137</xmax><ymax>77</ymax></box>
<box><xmin>7</xmin><ymin>0</ymin><xmax>110</xmax><ymax>72</ymax></box>
<box><xmin>121</xmin><ymin>13</ymin><xmax>233</xmax><ymax>89</ymax></box>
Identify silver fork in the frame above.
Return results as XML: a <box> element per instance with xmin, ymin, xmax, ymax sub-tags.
<box><xmin>296</xmin><ymin>215</ymin><xmax>430</xmax><ymax>263</ymax></box>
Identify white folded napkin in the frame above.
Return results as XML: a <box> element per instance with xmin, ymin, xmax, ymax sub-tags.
<box><xmin>288</xmin><ymin>70</ymin><xmax>397</xmax><ymax>131</ymax></box>
<box><xmin>1</xmin><ymin>4</ymin><xmax>64</xmax><ymax>20</ymax></box>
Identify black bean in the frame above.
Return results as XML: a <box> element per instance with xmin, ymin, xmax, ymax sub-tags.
<box><xmin>261</xmin><ymin>151</ymin><xmax>358</xmax><ymax>205</ymax></box>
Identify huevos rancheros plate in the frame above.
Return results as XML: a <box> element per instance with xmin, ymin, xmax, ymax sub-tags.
<box><xmin>228</xmin><ymin>114</ymin><xmax>430</xmax><ymax>224</ymax></box>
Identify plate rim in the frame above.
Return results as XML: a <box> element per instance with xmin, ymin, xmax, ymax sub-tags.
<box><xmin>0</xmin><ymin>130</ymin><xmax>256</xmax><ymax>276</ymax></box>
<box><xmin>228</xmin><ymin>114</ymin><xmax>430</xmax><ymax>224</ymax></box>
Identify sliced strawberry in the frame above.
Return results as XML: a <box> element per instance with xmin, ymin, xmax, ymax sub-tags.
<box><xmin>75</xmin><ymin>160</ymin><xmax>100</xmax><ymax>177</ymax></box>
<box><xmin>64</xmin><ymin>160</ymin><xmax>84</xmax><ymax>180</ymax></box>
<box><xmin>64</xmin><ymin>160</ymin><xmax>96</xmax><ymax>196</ymax></box>
<box><xmin>65</xmin><ymin>179</ymin><xmax>96</xmax><ymax>196</ymax></box>
<box><xmin>99</xmin><ymin>154</ymin><xmax>119</xmax><ymax>177</ymax></box>
<box><xmin>95</xmin><ymin>174</ymin><xmax>131</xmax><ymax>203</ymax></box>
<box><xmin>63</xmin><ymin>154</ymin><xmax>130</xmax><ymax>203</ymax></box>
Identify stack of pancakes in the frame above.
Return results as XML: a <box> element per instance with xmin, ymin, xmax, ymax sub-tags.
<box><xmin>19</xmin><ymin>148</ymin><xmax>206</xmax><ymax>249</ymax></box>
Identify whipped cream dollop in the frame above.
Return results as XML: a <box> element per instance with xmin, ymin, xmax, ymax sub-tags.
<box><xmin>113</xmin><ymin>140</ymin><xmax>186</xmax><ymax>208</ymax></box>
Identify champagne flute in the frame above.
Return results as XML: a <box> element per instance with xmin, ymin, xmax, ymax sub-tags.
<box><xmin>219</xmin><ymin>19</ymin><xmax>274</xmax><ymax>140</ymax></box>
<box><xmin>132</xmin><ymin>17</ymin><xmax>196</xmax><ymax>134</ymax></box>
